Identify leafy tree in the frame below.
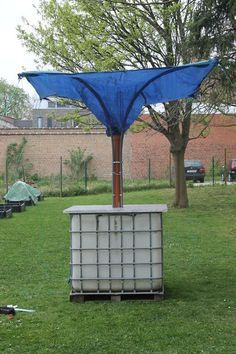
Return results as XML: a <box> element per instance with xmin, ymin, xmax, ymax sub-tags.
<box><xmin>0</xmin><ymin>79</ymin><xmax>32</xmax><ymax>119</ymax></box>
<box><xmin>17</xmin><ymin>0</ymin><xmax>234</xmax><ymax>207</ymax></box>
<box><xmin>53</xmin><ymin>105</ymin><xmax>101</xmax><ymax>131</ymax></box>
<box><xmin>191</xmin><ymin>0</ymin><xmax>235</xmax><ymax>66</ymax></box>
<box><xmin>6</xmin><ymin>138</ymin><xmax>33</xmax><ymax>181</ymax></box>
<box><xmin>190</xmin><ymin>0</ymin><xmax>236</xmax><ymax>105</ymax></box>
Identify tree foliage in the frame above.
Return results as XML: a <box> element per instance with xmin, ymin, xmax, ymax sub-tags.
<box><xmin>191</xmin><ymin>0</ymin><xmax>235</xmax><ymax>65</ymax></box>
<box><xmin>17</xmin><ymin>0</ymin><xmax>235</xmax><ymax>207</ymax></box>
<box><xmin>6</xmin><ymin>138</ymin><xmax>33</xmax><ymax>181</ymax></box>
<box><xmin>190</xmin><ymin>0</ymin><xmax>236</xmax><ymax>103</ymax></box>
<box><xmin>64</xmin><ymin>147</ymin><xmax>93</xmax><ymax>179</ymax></box>
<box><xmin>54</xmin><ymin>103</ymin><xmax>101</xmax><ymax>131</ymax></box>
<box><xmin>0</xmin><ymin>78</ymin><xmax>32</xmax><ymax>119</ymax></box>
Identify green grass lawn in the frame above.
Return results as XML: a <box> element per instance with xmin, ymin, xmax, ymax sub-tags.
<box><xmin>0</xmin><ymin>186</ymin><xmax>235</xmax><ymax>354</ymax></box>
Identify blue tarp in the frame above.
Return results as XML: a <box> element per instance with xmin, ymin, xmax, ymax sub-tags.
<box><xmin>19</xmin><ymin>59</ymin><xmax>218</xmax><ymax>135</ymax></box>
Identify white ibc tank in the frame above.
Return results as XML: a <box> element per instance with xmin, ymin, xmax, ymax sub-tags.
<box><xmin>64</xmin><ymin>205</ymin><xmax>167</xmax><ymax>295</ymax></box>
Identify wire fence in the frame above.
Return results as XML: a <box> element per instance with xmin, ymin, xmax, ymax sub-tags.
<box><xmin>1</xmin><ymin>149</ymin><xmax>235</xmax><ymax>199</ymax></box>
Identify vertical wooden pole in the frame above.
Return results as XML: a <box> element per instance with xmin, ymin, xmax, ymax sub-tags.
<box><xmin>111</xmin><ymin>134</ymin><xmax>123</xmax><ymax>208</ymax></box>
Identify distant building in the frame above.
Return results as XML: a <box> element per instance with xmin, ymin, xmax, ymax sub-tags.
<box><xmin>14</xmin><ymin>119</ymin><xmax>33</xmax><ymax>128</ymax></box>
<box><xmin>0</xmin><ymin>115</ymin><xmax>33</xmax><ymax>128</ymax></box>
<box><xmin>0</xmin><ymin>100</ymin><xmax>96</xmax><ymax>129</ymax></box>
<box><xmin>0</xmin><ymin>116</ymin><xmax>17</xmax><ymax>128</ymax></box>
<box><xmin>32</xmin><ymin>100</ymin><xmax>78</xmax><ymax>128</ymax></box>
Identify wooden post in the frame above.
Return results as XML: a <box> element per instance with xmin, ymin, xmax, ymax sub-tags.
<box><xmin>111</xmin><ymin>134</ymin><xmax>123</xmax><ymax>208</ymax></box>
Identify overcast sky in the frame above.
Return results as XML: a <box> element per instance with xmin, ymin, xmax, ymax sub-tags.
<box><xmin>0</xmin><ymin>0</ymin><xmax>40</xmax><ymax>98</ymax></box>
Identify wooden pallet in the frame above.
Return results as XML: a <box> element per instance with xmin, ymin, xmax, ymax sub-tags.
<box><xmin>70</xmin><ymin>292</ymin><xmax>164</xmax><ymax>303</ymax></box>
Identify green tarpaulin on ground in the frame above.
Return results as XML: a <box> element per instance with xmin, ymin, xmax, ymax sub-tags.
<box><xmin>4</xmin><ymin>181</ymin><xmax>41</xmax><ymax>204</ymax></box>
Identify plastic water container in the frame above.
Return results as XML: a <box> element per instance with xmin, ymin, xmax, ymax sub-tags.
<box><xmin>64</xmin><ymin>205</ymin><xmax>167</xmax><ymax>295</ymax></box>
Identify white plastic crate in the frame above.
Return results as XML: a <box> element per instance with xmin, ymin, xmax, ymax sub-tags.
<box><xmin>64</xmin><ymin>205</ymin><xmax>167</xmax><ymax>295</ymax></box>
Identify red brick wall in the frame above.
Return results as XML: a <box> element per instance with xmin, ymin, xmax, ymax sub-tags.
<box><xmin>127</xmin><ymin>115</ymin><xmax>236</xmax><ymax>177</ymax></box>
<box><xmin>186</xmin><ymin>122</ymin><xmax>236</xmax><ymax>171</ymax></box>
<box><xmin>0</xmin><ymin>129</ymin><xmax>113</xmax><ymax>179</ymax></box>
<box><xmin>126</xmin><ymin>130</ymin><xmax>170</xmax><ymax>179</ymax></box>
<box><xmin>0</xmin><ymin>115</ymin><xmax>235</xmax><ymax>179</ymax></box>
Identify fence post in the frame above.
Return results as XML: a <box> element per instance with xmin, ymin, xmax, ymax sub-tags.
<box><xmin>169</xmin><ymin>152</ymin><xmax>172</xmax><ymax>187</ymax></box>
<box><xmin>22</xmin><ymin>166</ymin><xmax>25</xmax><ymax>182</ymax></box>
<box><xmin>212</xmin><ymin>157</ymin><xmax>215</xmax><ymax>186</ymax></box>
<box><xmin>84</xmin><ymin>161</ymin><xmax>88</xmax><ymax>192</ymax></box>
<box><xmin>224</xmin><ymin>148</ymin><xmax>227</xmax><ymax>185</ymax></box>
<box><xmin>148</xmin><ymin>159</ymin><xmax>151</xmax><ymax>185</ymax></box>
<box><xmin>5</xmin><ymin>159</ymin><xmax>8</xmax><ymax>193</ymax></box>
<box><xmin>60</xmin><ymin>156</ymin><xmax>63</xmax><ymax>197</ymax></box>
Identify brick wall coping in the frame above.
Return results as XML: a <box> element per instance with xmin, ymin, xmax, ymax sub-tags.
<box><xmin>0</xmin><ymin>128</ymin><xmax>106</xmax><ymax>136</ymax></box>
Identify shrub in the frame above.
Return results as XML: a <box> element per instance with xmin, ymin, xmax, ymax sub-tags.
<box><xmin>6</xmin><ymin>138</ymin><xmax>33</xmax><ymax>182</ymax></box>
<box><xmin>64</xmin><ymin>147</ymin><xmax>93</xmax><ymax>179</ymax></box>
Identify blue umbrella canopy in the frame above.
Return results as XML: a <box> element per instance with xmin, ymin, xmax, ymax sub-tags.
<box><xmin>19</xmin><ymin>58</ymin><xmax>218</xmax><ymax>136</ymax></box>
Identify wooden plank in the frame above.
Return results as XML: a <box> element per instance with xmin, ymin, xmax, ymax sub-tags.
<box><xmin>70</xmin><ymin>292</ymin><xmax>164</xmax><ymax>303</ymax></box>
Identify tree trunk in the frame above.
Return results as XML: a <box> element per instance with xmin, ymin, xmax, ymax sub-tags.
<box><xmin>172</xmin><ymin>148</ymin><xmax>189</xmax><ymax>208</ymax></box>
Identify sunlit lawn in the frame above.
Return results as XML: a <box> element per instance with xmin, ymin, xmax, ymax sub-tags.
<box><xmin>0</xmin><ymin>185</ymin><xmax>235</xmax><ymax>353</ymax></box>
